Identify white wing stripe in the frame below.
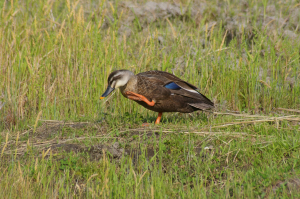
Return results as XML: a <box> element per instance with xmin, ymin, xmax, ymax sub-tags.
<box><xmin>179</xmin><ymin>86</ymin><xmax>199</xmax><ymax>94</ymax></box>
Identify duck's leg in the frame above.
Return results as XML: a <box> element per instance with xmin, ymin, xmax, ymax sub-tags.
<box><xmin>125</xmin><ymin>91</ymin><xmax>155</xmax><ymax>106</ymax></box>
<box><xmin>155</xmin><ymin>112</ymin><xmax>163</xmax><ymax>124</ymax></box>
<box><xmin>142</xmin><ymin>112</ymin><xmax>162</xmax><ymax>126</ymax></box>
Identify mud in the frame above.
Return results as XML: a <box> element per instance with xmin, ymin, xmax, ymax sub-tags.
<box><xmin>31</xmin><ymin>121</ymin><xmax>213</xmax><ymax>167</ymax></box>
<box><xmin>98</xmin><ymin>1</ymin><xmax>300</xmax><ymax>43</ymax></box>
<box><xmin>53</xmin><ymin>142</ymin><xmax>126</xmax><ymax>160</ymax></box>
<box><xmin>32</xmin><ymin>122</ymin><xmax>93</xmax><ymax>139</ymax></box>
<box><xmin>271</xmin><ymin>178</ymin><xmax>300</xmax><ymax>194</ymax></box>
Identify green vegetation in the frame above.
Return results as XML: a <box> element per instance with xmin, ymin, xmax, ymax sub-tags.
<box><xmin>1</xmin><ymin>0</ymin><xmax>300</xmax><ymax>198</ymax></box>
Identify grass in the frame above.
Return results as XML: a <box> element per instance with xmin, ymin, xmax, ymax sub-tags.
<box><xmin>1</xmin><ymin>0</ymin><xmax>300</xmax><ymax>198</ymax></box>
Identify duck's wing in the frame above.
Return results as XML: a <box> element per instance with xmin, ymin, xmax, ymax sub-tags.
<box><xmin>135</xmin><ymin>74</ymin><xmax>171</xmax><ymax>101</ymax></box>
<box><xmin>138</xmin><ymin>71</ymin><xmax>198</xmax><ymax>90</ymax></box>
<box><xmin>138</xmin><ymin>71</ymin><xmax>214</xmax><ymax>110</ymax></box>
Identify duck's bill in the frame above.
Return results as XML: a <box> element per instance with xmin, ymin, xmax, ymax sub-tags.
<box><xmin>100</xmin><ymin>86</ymin><xmax>114</xmax><ymax>99</ymax></box>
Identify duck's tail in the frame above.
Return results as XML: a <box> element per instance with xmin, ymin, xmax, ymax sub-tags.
<box><xmin>188</xmin><ymin>102</ymin><xmax>214</xmax><ymax>111</ymax></box>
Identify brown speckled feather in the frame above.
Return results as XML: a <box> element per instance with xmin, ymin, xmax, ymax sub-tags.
<box><xmin>138</xmin><ymin>71</ymin><xmax>198</xmax><ymax>89</ymax></box>
<box><xmin>121</xmin><ymin>71</ymin><xmax>214</xmax><ymax>113</ymax></box>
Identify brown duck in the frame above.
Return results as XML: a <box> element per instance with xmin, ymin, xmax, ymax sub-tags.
<box><xmin>100</xmin><ymin>70</ymin><xmax>214</xmax><ymax>124</ymax></box>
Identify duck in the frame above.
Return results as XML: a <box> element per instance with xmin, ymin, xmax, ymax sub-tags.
<box><xmin>100</xmin><ymin>70</ymin><xmax>214</xmax><ymax>124</ymax></box>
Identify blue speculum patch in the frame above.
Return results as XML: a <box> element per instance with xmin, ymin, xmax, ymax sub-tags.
<box><xmin>164</xmin><ymin>82</ymin><xmax>181</xmax><ymax>90</ymax></box>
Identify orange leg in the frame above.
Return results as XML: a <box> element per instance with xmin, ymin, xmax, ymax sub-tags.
<box><xmin>125</xmin><ymin>91</ymin><xmax>155</xmax><ymax>106</ymax></box>
<box><xmin>155</xmin><ymin>112</ymin><xmax>163</xmax><ymax>124</ymax></box>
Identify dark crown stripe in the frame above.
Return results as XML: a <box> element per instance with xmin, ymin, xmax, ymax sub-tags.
<box><xmin>109</xmin><ymin>75</ymin><xmax>122</xmax><ymax>85</ymax></box>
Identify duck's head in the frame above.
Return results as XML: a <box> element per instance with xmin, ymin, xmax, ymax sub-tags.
<box><xmin>100</xmin><ymin>70</ymin><xmax>134</xmax><ymax>99</ymax></box>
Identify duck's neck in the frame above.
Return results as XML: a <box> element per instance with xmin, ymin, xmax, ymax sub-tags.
<box><xmin>119</xmin><ymin>75</ymin><xmax>138</xmax><ymax>96</ymax></box>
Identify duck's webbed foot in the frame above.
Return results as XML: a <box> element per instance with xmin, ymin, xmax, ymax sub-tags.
<box><xmin>125</xmin><ymin>91</ymin><xmax>155</xmax><ymax>106</ymax></box>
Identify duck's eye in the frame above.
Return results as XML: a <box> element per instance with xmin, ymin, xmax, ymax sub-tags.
<box><xmin>164</xmin><ymin>82</ymin><xmax>181</xmax><ymax>90</ymax></box>
<box><xmin>111</xmin><ymin>81</ymin><xmax>116</xmax><ymax>88</ymax></box>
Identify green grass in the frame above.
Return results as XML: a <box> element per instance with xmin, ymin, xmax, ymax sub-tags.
<box><xmin>1</xmin><ymin>0</ymin><xmax>300</xmax><ymax>198</ymax></box>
